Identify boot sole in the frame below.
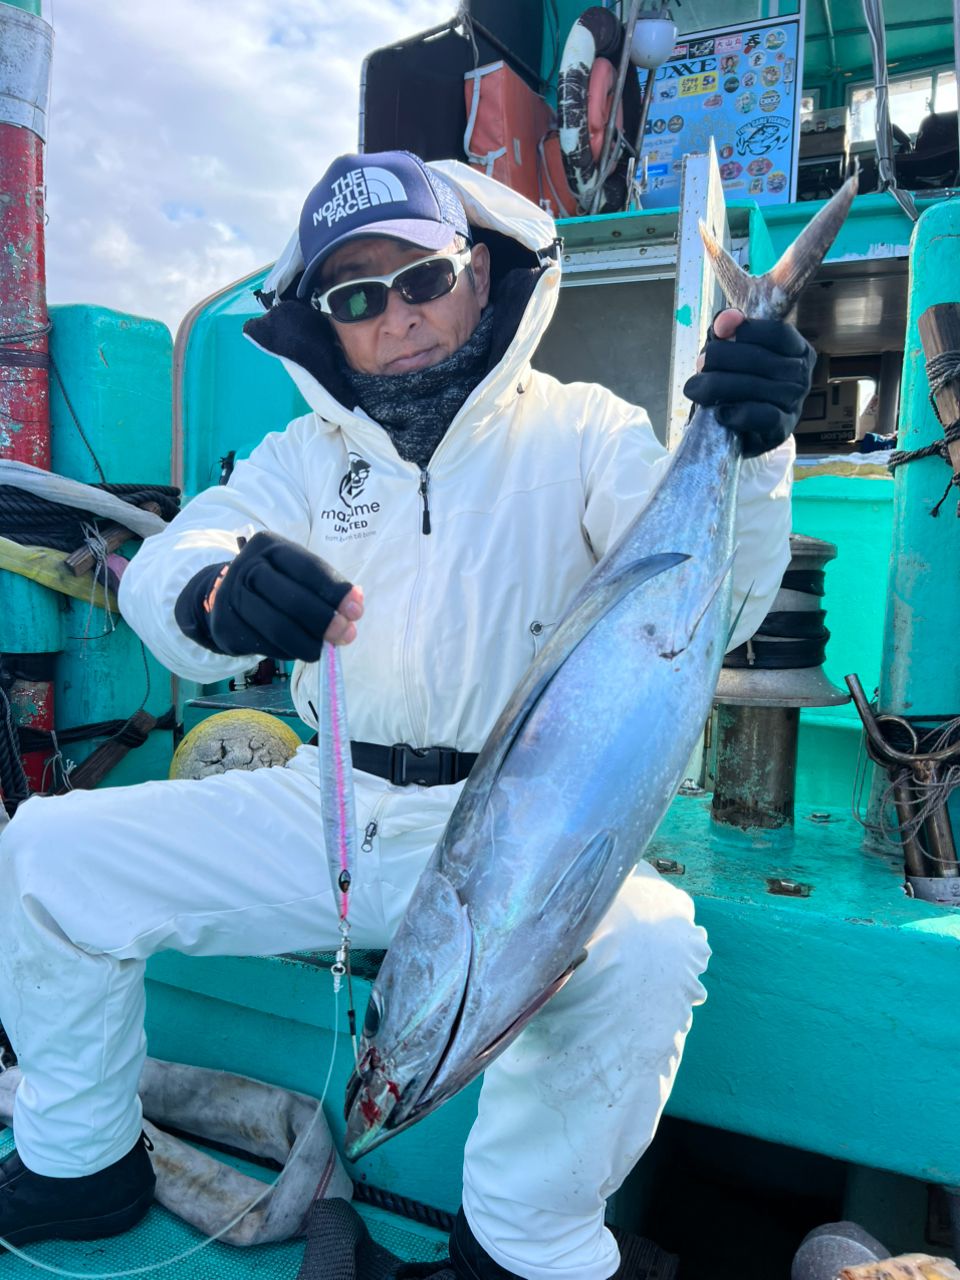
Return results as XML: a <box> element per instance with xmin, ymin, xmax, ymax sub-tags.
<box><xmin>0</xmin><ymin>1185</ymin><xmax>155</xmax><ymax>1250</ymax></box>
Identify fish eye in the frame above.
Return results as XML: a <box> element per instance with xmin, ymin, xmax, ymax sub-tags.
<box><xmin>362</xmin><ymin>995</ymin><xmax>382</xmax><ymax>1040</ymax></box>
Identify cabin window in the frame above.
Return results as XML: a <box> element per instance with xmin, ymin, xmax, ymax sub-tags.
<box><xmin>849</xmin><ymin>68</ymin><xmax>958</xmax><ymax>145</ymax></box>
<box><xmin>666</xmin><ymin>0</ymin><xmax>801</xmax><ymax>35</ymax></box>
<box><xmin>800</xmin><ymin>91</ymin><xmax>820</xmax><ymax>119</ymax></box>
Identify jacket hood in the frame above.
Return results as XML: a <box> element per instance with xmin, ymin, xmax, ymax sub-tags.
<box><xmin>243</xmin><ymin>162</ymin><xmax>562</xmax><ymax>432</ymax></box>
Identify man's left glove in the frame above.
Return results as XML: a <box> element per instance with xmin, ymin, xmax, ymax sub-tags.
<box><xmin>682</xmin><ymin>317</ymin><xmax>815</xmax><ymax>458</ymax></box>
<box><xmin>175</xmin><ymin>531</ymin><xmax>354</xmax><ymax>661</ymax></box>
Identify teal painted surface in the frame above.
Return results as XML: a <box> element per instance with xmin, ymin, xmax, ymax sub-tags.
<box><xmin>793</xmin><ymin>475</ymin><xmax>893</xmax><ymax>716</ymax></box>
<box><xmin>180</xmin><ymin>274</ymin><xmax>307</xmax><ymax>501</ymax></box>
<box><xmin>0</xmin><ymin>575</ymin><xmax>61</xmax><ymax>651</ymax></box>
<box><xmin>649</xmin><ymin>799</ymin><xmax>960</xmax><ymax>1185</ymax></box>
<box><xmin>146</xmin><ymin>953</ymin><xmax>480</xmax><ymax>1213</ymax></box>
<box><xmin>747</xmin><ymin>204</ymin><xmax>777</xmax><ymax>275</ymax></box>
<box><xmin>0</xmin><ymin>0</ymin><xmax>42</xmax><ymax>12</ymax></box>
<box><xmin>759</xmin><ymin>191</ymin><xmax>940</xmax><ymax>264</ymax></box>
<box><xmin>879</xmin><ymin>200</ymin><xmax>960</xmax><ymax>718</ymax></box>
<box><xmin>789</xmin><ymin>474</ymin><xmax>893</xmax><ymax>809</ymax></box>
<box><xmin>48</xmin><ymin>306</ymin><xmax>175</xmax><ymax>783</ymax></box>
<box><xmin>0</xmin><ymin>1126</ymin><xmax>447</xmax><ymax>1277</ymax></box>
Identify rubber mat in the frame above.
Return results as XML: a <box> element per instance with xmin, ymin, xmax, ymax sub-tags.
<box><xmin>0</xmin><ymin>1126</ymin><xmax>447</xmax><ymax>1279</ymax></box>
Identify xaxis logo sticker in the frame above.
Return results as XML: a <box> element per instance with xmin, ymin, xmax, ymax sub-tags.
<box><xmin>321</xmin><ymin>453</ymin><xmax>380</xmax><ymax>539</ymax></box>
<box><xmin>313</xmin><ymin>168</ymin><xmax>408</xmax><ymax>229</ymax></box>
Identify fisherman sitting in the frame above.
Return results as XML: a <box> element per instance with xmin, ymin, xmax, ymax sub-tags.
<box><xmin>0</xmin><ymin>150</ymin><xmax>814</xmax><ymax>1279</ymax></box>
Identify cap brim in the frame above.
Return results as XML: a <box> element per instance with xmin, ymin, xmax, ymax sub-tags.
<box><xmin>296</xmin><ymin>219</ymin><xmax>463</xmax><ymax>299</ymax></box>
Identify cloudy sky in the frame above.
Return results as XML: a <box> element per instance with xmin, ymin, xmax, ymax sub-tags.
<box><xmin>44</xmin><ymin>0</ymin><xmax>450</xmax><ymax>336</ymax></box>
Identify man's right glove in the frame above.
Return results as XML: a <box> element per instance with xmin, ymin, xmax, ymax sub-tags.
<box><xmin>175</xmin><ymin>530</ymin><xmax>354</xmax><ymax>662</ymax></box>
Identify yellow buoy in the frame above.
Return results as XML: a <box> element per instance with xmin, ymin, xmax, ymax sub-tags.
<box><xmin>170</xmin><ymin>709</ymin><xmax>303</xmax><ymax>781</ymax></box>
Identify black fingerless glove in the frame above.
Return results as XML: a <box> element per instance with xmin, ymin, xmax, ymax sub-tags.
<box><xmin>682</xmin><ymin>317</ymin><xmax>816</xmax><ymax>458</ymax></box>
<box><xmin>174</xmin><ymin>531</ymin><xmax>352</xmax><ymax>662</ymax></box>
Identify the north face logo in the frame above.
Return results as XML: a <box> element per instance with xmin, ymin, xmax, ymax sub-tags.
<box><xmin>313</xmin><ymin>168</ymin><xmax>408</xmax><ymax>229</ymax></box>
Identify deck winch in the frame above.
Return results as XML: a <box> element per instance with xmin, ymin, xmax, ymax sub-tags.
<box><xmin>710</xmin><ymin>534</ymin><xmax>849</xmax><ymax>831</ymax></box>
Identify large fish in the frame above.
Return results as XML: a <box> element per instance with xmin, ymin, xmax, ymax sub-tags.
<box><xmin>343</xmin><ymin>176</ymin><xmax>858</xmax><ymax>1159</ymax></box>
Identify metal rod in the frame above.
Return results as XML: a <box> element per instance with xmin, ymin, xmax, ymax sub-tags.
<box><xmin>919</xmin><ymin>761</ymin><xmax>960</xmax><ymax>877</ymax></box>
<box><xmin>820</xmin><ymin>0</ymin><xmax>839</xmax><ymax>74</ymax></box>
<box><xmin>953</xmin><ymin>0</ymin><xmax>960</xmax><ymax>169</ymax></box>
<box><xmin>624</xmin><ymin>66</ymin><xmax>657</xmax><ymax>199</ymax></box>
<box><xmin>589</xmin><ymin>0</ymin><xmax>642</xmax><ymax>214</ymax></box>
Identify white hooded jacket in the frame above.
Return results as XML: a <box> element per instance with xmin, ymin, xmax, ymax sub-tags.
<box><xmin>119</xmin><ymin>161</ymin><xmax>793</xmax><ymax>836</ymax></box>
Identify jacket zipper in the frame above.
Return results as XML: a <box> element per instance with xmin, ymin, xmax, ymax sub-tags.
<box><xmin>418</xmin><ymin>468</ymin><xmax>432</xmax><ymax>535</ymax></box>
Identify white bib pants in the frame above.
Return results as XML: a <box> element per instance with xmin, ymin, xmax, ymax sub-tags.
<box><xmin>0</xmin><ymin>746</ymin><xmax>709</xmax><ymax>1280</ymax></box>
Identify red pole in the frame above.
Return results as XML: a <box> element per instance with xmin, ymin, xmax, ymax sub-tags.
<box><xmin>0</xmin><ymin>13</ymin><xmax>50</xmax><ymax>467</ymax></box>
<box><xmin>0</xmin><ymin>2</ymin><xmax>56</xmax><ymax>805</ymax></box>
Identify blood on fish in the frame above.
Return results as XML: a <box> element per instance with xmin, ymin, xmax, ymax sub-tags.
<box><xmin>360</xmin><ymin>1094</ymin><xmax>382</xmax><ymax>1125</ymax></box>
<box><xmin>387</xmin><ymin>1080</ymin><xmax>401</xmax><ymax>1101</ymax></box>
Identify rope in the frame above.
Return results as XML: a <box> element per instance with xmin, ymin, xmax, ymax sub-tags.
<box><xmin>888</xmin><ymin>349</ymin><xmax>960</xmax><ymax>516</ymax></box>
<box><xmin>0</xmin><ymin>349</ymin><xmax>49</xmax><ymax>370</ymax></box>
<box><xmin>723</xmin><ymin>565</ymin><xmax>831</xmax><ymax>671</ymax></box>
<box><xmin>353</xmin><ymin>1182</ymin><xmax>455</xmax><ymax>1234</ymax></box>
<box><xmin>0</xmin><ymin>483</ymin><xmax>180</xmax><ymax>551</ymax></box>
<box><xmin>0</xmin><ymin>686</ymin><xmax>31</xmax><ymax>817</ymax></box>
<box><xmin>17</xmin><ymin>708</ymin><xmax>175</xmax><ymax>753</ymax></box>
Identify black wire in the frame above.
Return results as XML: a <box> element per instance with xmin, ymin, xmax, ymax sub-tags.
<box><xmin>48</xmin><ymin>356</ymin><xmax>108</xmax><ymax>484</ymax></box>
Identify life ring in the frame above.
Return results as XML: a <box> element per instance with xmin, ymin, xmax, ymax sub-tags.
<box><xmin>557</xmin><ymin>6</ymin><xmax>642</xmax><ymax>215</ymax></box>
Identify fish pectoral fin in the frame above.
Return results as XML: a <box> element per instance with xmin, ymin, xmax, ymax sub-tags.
<box><xmin>659</xmin><ymin>549</ymin><xmax>736</xmax><ymax>660</ymax></box>
<box><xmin>539</xmin><ymin>830</ymin><xmax>617</xmax><ymax>931</ymax></box>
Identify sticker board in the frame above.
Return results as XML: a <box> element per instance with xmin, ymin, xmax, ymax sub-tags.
<box><xmin>638</xmin><ymin>14</ymin><xmax>803</xmax><ymax>209</ymax></box>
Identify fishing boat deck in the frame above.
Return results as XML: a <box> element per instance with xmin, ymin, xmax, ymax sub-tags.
<box><xmin>0</xmin><ymin>1127</ymin><xmax>449</xmax><ymax>1278</ymax></box>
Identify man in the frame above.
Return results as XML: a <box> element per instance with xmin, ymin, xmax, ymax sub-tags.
<box><xmin>0</xmin><ymin>151</ymin><xmax>812</xmax><ymax>1278</ymax></box>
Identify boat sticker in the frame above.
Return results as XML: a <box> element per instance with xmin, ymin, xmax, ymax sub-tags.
<box><xmin>640</xmin><ymin>15</ymin><xmax>799</xmax><ymax>207</ymax></box>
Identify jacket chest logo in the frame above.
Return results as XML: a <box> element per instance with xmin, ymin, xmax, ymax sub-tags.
<box><xmin>320</xmin><ymin>452</ymin><xmax>380</xmax><ymax>539</ymax></box>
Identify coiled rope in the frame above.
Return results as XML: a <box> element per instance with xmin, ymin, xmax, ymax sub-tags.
<box><xmin>888</xmin><ymin>349</ymin><xmax>960</xmax><ymax>516</ymax></box>
<box><xmin>0</xmin><ymin>483</ymin><xmax>180</xmax><ymax>552</ymax></box>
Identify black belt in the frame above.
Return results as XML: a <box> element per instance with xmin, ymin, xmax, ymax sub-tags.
<box><xmin>350</xmin><ymin>741</ymin><xmax>478</xmax><ymax>787</ymax></box>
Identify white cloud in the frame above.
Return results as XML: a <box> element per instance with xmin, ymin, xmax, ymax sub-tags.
<box><xmin>44</xmin><ymin>0</ymin><xmax>452</xmax><ymax>335</ymax></box>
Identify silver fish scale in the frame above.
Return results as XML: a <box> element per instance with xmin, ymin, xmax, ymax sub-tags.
<box><xmin>344</xmin><ymin>176</ymin><xmax>859</xmax><ymax>1159</ymax></box>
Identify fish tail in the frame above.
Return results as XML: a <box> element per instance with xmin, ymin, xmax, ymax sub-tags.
<box><xmin>699</xmin><ymin>174</ymin><xmax>858</xmax><ymax>320</ymax></box>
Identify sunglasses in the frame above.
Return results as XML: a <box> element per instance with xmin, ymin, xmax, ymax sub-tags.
<box><xmin>310</xmin><ymin>248</ymin><xmax>473</xmax><ymax>324</ymax></box>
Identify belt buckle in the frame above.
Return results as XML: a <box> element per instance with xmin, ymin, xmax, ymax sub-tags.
<box><xmin>389</xmin><ymin>744</ymin><xmax>456</xmax><ymax>787</ymax></box>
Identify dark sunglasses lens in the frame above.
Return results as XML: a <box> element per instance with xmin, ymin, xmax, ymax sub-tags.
<box><xmin>329</xmin><ymin>282</ymin><xmax>388</xmax><ymax>323</ymax></box>
<box><xmin>396</xmin><ymin>259</ymin><xmax>458</xmax><ymax>305</ymax></box>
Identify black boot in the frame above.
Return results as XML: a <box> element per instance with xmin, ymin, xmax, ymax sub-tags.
<box><xmin>393</xmin><ymin>1209</ymin><xmax>522</xmax><ymax>1280</ymax></box>
<box><xmin>0</xmin><ymin>1133</ymin><xmax>155</xmax><ymax>1249</ymax></box>
<box><xmin>449</xmin><ymin>1210</ymin><xmax>522</xmax><ymax>1279</ymax></box>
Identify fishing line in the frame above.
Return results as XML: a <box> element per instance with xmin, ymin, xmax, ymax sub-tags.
<box><xmin>0</xmin><ymin>989</ymin><xmax>341</xmax><ymax>1277</ymax></box>
<box><xmin>2</xmin><ymin>649</ymin><xmax>361</xmax><ymax>1275</ymax></box>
